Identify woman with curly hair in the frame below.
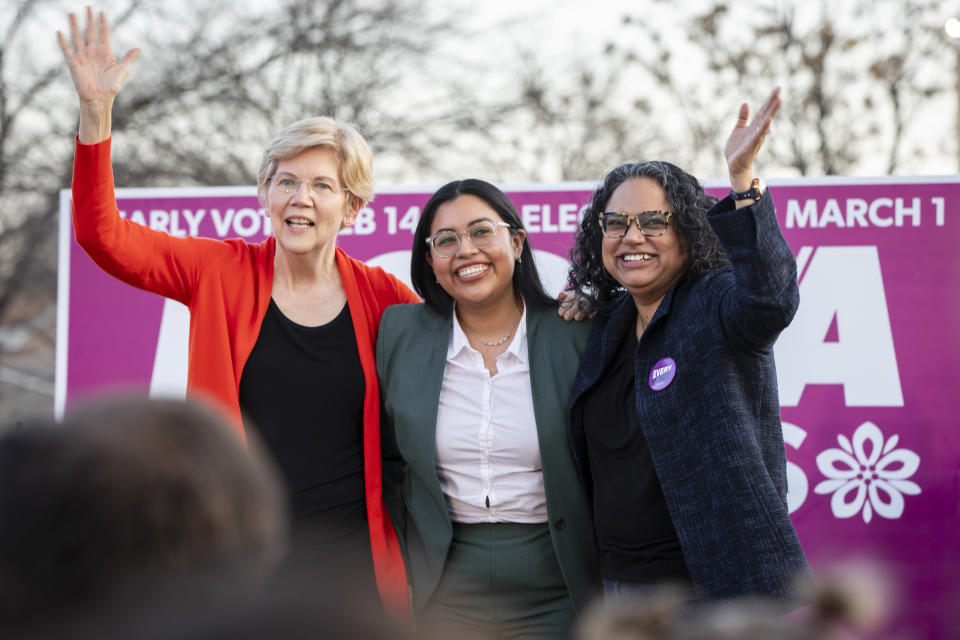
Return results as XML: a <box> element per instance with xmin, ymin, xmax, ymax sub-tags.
<box><xmin>566</xmin><ymin>88</ymin><xmax>810</xmax><ymax>602</ymax></box>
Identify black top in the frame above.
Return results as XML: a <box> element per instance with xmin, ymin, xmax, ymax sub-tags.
<box><xmin>239</xmin><ymin>300</ymin><xmax>370</xmax><ymax>565</ymax></box>
<box><xmin>580</xmin><ymin>327</ymin><xmax>690</xmax><ymax>584</ymax></box>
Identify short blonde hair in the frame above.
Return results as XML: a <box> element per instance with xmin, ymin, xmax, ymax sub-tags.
<box><xmin>257</xmin><ymin>116</ymin><xmax>373</xmax><ymax>210</ymax></box>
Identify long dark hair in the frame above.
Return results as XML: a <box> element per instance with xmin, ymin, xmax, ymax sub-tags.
<box><xmin>567</xmin><ymin>161</ymin><xmax>729</xmax><ymax>307</ymax></box>
<box><xmin>411</xmin><ymin>179</ymin><xmax>553</xmax><ymax>316</ymax></box>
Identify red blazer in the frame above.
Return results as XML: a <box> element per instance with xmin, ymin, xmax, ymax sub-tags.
<box><xmin>72</xmin><ymin>138</ymin><xmax>416</xmax><ymax>618</ymax></box>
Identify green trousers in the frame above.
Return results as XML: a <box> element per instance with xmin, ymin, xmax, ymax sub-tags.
<box><xmin>418</xmin><ymin>522</ymin><xmax>575</xmax><ymax>639</ymax></box>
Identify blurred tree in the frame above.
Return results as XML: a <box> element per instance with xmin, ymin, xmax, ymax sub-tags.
<box><xmin>497</xmin><ymin>1</ymin><xmax>950</xmax><ymax>182</ymax></box>
<box><xmin>602</xmin><ymin>0</ymin><xmax>949</xmax><ymax>177</ymax></box>
<box><xmin>2</xmin><ymin>0</ymin><xmax>954</xmax><ymax>418</ymax></box>
<box><xmin>0</xmin><ymin>0</ymin><xmax>504</xmax><ymax>419</ymax></box>
<box><xmin>500</xmin><ymin>48</ymin><xmax>658</xmax><ymax>182</ymax></box>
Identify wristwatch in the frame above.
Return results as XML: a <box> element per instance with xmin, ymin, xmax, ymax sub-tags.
<box><xmin>730</xmin><ymin>177</ymin><xmax>765</xmax><ymax>202</ymax></box>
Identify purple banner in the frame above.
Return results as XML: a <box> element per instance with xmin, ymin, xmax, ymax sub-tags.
<box><xmin>57</xmin><ymin>177</ymin><xmax>960</xmax><ymax>638</ymax></box>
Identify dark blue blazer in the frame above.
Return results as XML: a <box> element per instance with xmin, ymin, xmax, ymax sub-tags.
<box><xmin>569</xmin><ymin>192</ymin><xmax>811</xmax><ymax>600</ymax></box>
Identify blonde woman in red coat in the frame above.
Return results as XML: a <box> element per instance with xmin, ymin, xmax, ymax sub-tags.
<box><xmin>58</xmin><ymin>9</ymin><xmax>414</xmax><ymax>618</ymax></box>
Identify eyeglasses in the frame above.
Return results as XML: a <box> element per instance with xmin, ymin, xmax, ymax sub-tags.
<box><xmin>598</xmin><ymin>211</ymin><xmax>673</xmax><ymax>238</ymax></box>
<box><xmin>269</xmin><ymin>173</ymin><xmax>350</xmax><ymax>197</ymax></box>
<box><xmin>426</xmin><ymin>220</ymin><xmax>513</xmax><ymax>258</ymax></box>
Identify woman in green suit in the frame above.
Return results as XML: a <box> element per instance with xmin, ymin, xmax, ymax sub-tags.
<box><xmin>377</xmin><ymin>179</ymin><xmax>600</xmax><ymax>638</ymax></box>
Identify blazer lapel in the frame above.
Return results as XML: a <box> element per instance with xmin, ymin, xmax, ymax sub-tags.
<box><xmin>404</xmin><ymin>309</ymin><xmax>450</xmax><ymax>512</ymax></box>
<box><xmin>574</xmin><ymin>295</ymin><xmax>636</xmax><ymax>400</ymax></box>
<box><xmin>525</xmin><ymin>307</ymin><xmax>561</xmax><ymax>459</ymax></box>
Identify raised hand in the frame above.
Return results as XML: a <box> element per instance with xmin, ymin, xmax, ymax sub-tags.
<box><xmin>723</xmin><ymin>87</ymin><xmax>781</xmax><ymax>192</ymax></box>
<box><xmin>57</xmin><ymin>8</ymin><xmax>140</xmax><ymax>143</ymax></box>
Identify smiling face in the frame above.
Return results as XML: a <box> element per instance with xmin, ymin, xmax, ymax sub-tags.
<box><xmin>425</xmin><ymin>194</ymin><xmax>526</xmax><ymax>312</ymax></box>
<box><xmin>265</xmin><ymin>147</ymin><xmax>358</xmax><ymax>259</ymax></box>
<box><xmin>601</xmin><ymin>177</ymin><xmax>688</xmax><ymax>308</ymax></box>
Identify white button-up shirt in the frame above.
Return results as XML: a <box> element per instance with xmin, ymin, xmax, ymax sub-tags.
<box><xmin>435</xmin><ymin>308</ymin><xmax>548</xmax><ymax>523</ymax></box>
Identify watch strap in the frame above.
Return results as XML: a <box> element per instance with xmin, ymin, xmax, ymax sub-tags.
<box><xmin>730</xmin><ymin>177</ymin><xmax>764</xmax><ymax>202</ymax></box>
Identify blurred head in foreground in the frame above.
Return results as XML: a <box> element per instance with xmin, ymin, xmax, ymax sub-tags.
<box><xmin>0</xmin><ymin>396</ymin><xmax>287</xmax><ymax>632</ymax></box>
<box><xmin>577</xmin><ymin>565</ymin><xmax>892</xmax><ymax>640</ymax></box>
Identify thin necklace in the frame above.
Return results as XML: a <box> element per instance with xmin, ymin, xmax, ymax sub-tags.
<box><xmin>472</xmin><ymin>309</ymin><xmax>522</xmax><ymax>347</ymax></box>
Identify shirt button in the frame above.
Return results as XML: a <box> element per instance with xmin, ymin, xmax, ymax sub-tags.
<box><xmin>554</xmin><ymin>518</ymin><xmax>566</xmax><ymax>530</ymax></box>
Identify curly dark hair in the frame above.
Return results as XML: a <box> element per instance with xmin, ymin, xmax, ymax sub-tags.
<box><xmin>567</xmin><ymin>161</ymin><xmax>730</xmax><ymax>307</ymax></box>
<box><xmin>411</xmin><ymin>179</ymin><xmax>554</xmax><ymax>317</ymax></box>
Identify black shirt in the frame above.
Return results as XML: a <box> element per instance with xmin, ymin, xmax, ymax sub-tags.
<box><xmin>239</xmin><ymin>300</ymin><xmax>370</xmax><ymax>564</ymax></box>
<box><xmin>580</xmin><ymin>327</ymin><xmax>690</xmax><ymax>584</ymax></box>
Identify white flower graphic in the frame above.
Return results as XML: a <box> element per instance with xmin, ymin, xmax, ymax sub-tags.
<box><xmin>814</xmin><ymin>421</ymin><xmax>921</xmax><ymax>523</ymax></box>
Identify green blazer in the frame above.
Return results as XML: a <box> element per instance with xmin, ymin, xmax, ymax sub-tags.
<box><xmin>376</xmin><ymin>301</ymin><xmax>601</xmax><ymax>616</ymax></box>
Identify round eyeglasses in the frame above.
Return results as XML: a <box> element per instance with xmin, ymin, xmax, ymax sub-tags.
<box><xmin>426</xmin><ymin>220</ymin><xmax>513</xmax><ymax>258</ymax></box>
<box><xmin>269</xmin><ymin>173</ymin><xmax>350</xmax><ymax>197</ymax></box>
<box><xmin>598</xmin><ymin>211</ymin><xmax>673</xmax><ymax>238</ymax></box>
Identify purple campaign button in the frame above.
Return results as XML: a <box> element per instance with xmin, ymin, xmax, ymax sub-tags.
<box><xmin>648</xmin><ymin>357</ymin><xmax>677</xmax><ymax>391</ymax></box>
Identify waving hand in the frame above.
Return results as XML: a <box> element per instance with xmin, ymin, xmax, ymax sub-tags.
<box><xmin>57</xmin><ymin>8</ymin><xmax>140</xmax><ymax>143</ymax></box>
<box><xmin>724</xmin><ymin>87</ymin><xmax>781</xmax><ymax>194</ymax></box>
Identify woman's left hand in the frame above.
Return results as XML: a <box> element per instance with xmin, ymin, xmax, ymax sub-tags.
<box><xmin>724</xmin><ymin>87</ymin><xmax>781</xmax><ymax>192</ymax></box>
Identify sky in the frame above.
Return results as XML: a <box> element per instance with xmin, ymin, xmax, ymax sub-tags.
<box><xmin>424</xmin><ymin>0</ymin><xmax>958</xmax><ymax>178</ymax></box>
<box><xmin>25</xmin><ymin>0</ymin><xmax>960</xmax><ymax>180</ymax></box>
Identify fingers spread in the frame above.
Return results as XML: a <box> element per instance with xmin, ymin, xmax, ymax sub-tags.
<box><xmin>84</xmin><ymin>6</ymin><xmax>96</xmax><ymax>48</ymax></box>
<box><xmin>69</xmin><ymin>12</ymin><xmax>83</xmax><ymax>51</ymax></box>
<box><xmin>56</xmin><ymin>31</ymin><xmax>73</xmax><ymax>58</ymax></box>
<box><xmin>99</xmin><ymin>11</ymin><xmax>111</xmax><ymax>50</ymax></box>
<box><xmin>120</xmin><ymin>48</ymin><xmax>141</xmax><ymax>69</ymax></box>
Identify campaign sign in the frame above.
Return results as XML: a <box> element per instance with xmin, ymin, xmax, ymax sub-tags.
<box><xmin>57</xmin><ymin>177</ymin><xmax>960</xmax><ymax>638</ymax></box>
